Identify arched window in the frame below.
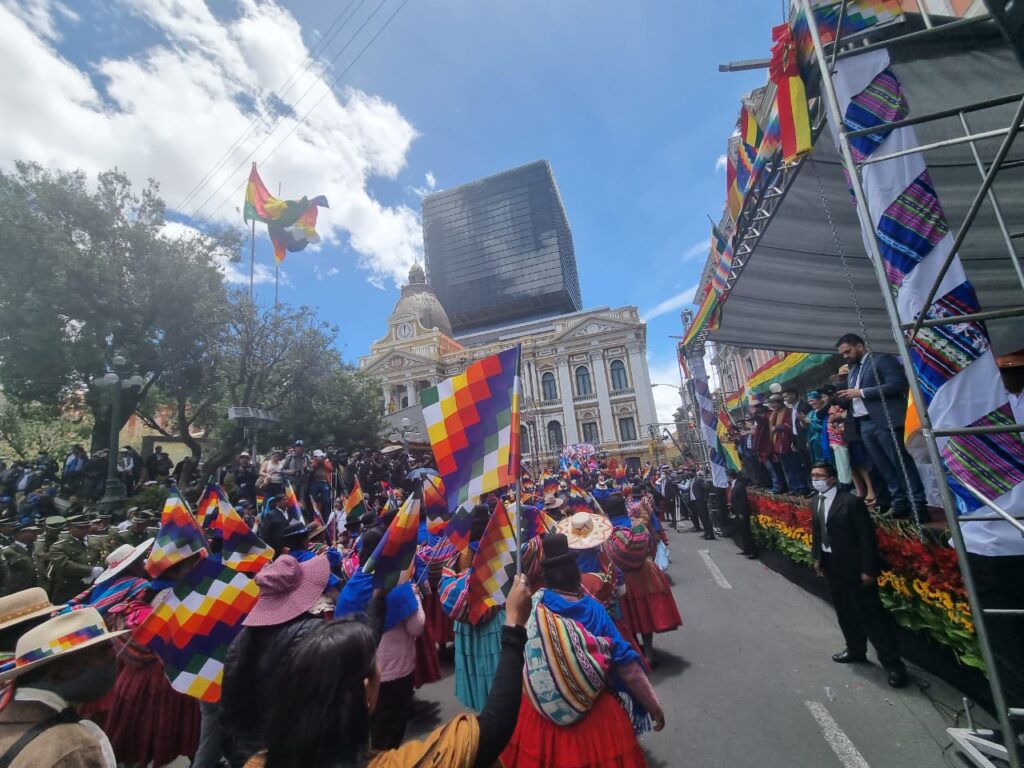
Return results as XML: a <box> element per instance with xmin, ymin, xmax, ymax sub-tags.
<box><xmin>520</xmin><ymin>425</ymin><xmax>530</xmax><ymax>454</ymax></box>
<box><xmin>541</xmin><ymin>371</ymin><xmax>558</xmax><ymax>401</ymax></box>
<box><xmin>610</xmin><ymin>359</ymin><xmax>629</xmax><ymax>391</ymax></box>
<box><xmin>547</xmin><ymin>420</ymin><xmax>564</xmax><ymax>450</ymax></box>
<box><xmin>575</xmin><ymin>366</ymin><xmax>592</xmax><ymax>396</ymax></box>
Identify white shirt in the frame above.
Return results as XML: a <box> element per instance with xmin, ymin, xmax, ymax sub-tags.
<box><xmin>790</xmin><ymin>404</ymin><xmax>800</xmax><ymax>435</ymax></box>
<box><xmin>818</xmin><ymin>485</ymin><xmax>838</xmax><ymax>553</ymax></box>
<box><xmin>851</xmin><ymin>356</ymin><xmax>869</xmax><ymax>418</ymax></box>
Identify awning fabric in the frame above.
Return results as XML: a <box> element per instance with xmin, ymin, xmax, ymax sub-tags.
<box><xmin>709</xmin><ymin>23</ymin><xmax>1024</xmax><ymax>357</ymax></box>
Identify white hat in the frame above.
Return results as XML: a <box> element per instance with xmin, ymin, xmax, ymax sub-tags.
<box><xmin>0</xmin><ymin>607</ymin><xmax>127</xmax><ymax>682</ymax></box>
<box><xmin>94</xmin><ymin>538</ymin><xmax>155</xmax><ymax>585</ymax></box>
<box><xmin>312</xmin><ymin>449</ymin><xmax>325</xmax><ymax>458</ymax></box>
<box><xmin>0</xmin><ymin>588</ymin><xmax>58</xmax><ymax>633</ymax></box>
<box><xmin>556</xmin><ymin>511</ymin><xmax>613</xmax><ymax>550</ymax></box>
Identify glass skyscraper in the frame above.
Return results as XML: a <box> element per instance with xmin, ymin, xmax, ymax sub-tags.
<box><xmin>422</xmin><ymin>160</ymin><xmax>582</xmax><ymax>335</ymax></box>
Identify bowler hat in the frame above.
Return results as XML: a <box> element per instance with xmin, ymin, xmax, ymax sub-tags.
<box><xmin>539</xmin><ymin>533</ymin><xmax>579</xmax><ymax>567</ymax></box>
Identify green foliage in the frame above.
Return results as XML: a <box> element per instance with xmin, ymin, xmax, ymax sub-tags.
<box><xmin>878</xmin><ymin>586</ymin><xmax>984</xmax><ymax>669</ymax></box>
<box><xmin>0</xmin><ymin>162</ymin><xmax>238</xmax><ymax>450</ymax></box>
<box><xmin>130</xmin><ymin>483</ymin><xmax>169</xmax><ymax>512</ymax></box>
<box><xmin>752</xmin><ymin>518</ymin><xmax>814</xmax><ymax>566</ymax></box>
<box><xmin>0</xmin><ymin>400</ymin><xmax>93</xmax><ymax>460</ymax></box>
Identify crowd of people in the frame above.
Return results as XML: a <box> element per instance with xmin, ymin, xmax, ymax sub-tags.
<box><xmin>0</xmin><ymin>440</ymin><xmax>687</xmax><ymax>768</ymax></box>
<box><xmin>723</xmin><ymin>333</ymin><xmax>928</xmax><ymax>521</ymax></box>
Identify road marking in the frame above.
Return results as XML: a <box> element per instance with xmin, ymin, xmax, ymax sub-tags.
<box><xmin>698</xmin><ymin>549</ymin><xmax>732</xmax><ymax>589</ymax></box>
<box><xmin>804</xmin><ymin>700</ymin><xmax>871</xmax><ymax>768</ymax></box>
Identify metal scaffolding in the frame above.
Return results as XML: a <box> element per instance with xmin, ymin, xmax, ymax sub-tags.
<box><xmin>796</xmin><ymin>3</ymin><xmax>1024</xmax><ymax>766</ymax></box>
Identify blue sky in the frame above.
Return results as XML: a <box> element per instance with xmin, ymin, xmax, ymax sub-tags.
<box><xmin>0</xmin><ymin>0</ymin><xmax>782</xmax><ymax>420</ymax></box>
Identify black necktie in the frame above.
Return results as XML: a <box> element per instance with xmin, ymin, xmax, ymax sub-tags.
<box><xmin>817</xmin><ymin>494</ymin><xmax>831</xmax><ymax>551</ymax></box>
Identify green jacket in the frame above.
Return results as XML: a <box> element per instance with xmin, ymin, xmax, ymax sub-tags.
<box><xmin>47</xmin><ymin>536</ymin><xmax>101</xmax><ymax>604</ymax></box>
<box><xmin>1</xmin><ymin>542</ymin><xmax>41</xmax><ymax>596</ymax></box>
<box><xmin>111</xmin><ymin>528</ymin><xmax>149</xmax><ymax>549</ymax></box>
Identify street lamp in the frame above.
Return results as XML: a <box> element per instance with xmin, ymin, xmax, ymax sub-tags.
<box><xmin>390</xmin><ymin>416</ymin><xmax>422</xmax><ymax>461</ymax></box>
<box><xmin>94</xmin><ymin>355</ymin><xmax>144</xmax><ymax>514</ymax></box>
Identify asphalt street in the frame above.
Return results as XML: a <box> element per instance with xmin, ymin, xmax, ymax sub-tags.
<box><xmin>408</xmin><ymin>526</ymin><xmax>970</xmax><ymax>767</ymax></box>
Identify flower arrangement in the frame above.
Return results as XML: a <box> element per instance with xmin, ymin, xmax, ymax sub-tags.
<box><xmin>749</xmin><ymin>491</ymin><xmax>983</xmax><ymax>669</ymax></box>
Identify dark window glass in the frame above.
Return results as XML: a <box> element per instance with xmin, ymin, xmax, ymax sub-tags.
<box><xmin>610</xmin><ymin>360</ymin><xmax>628</xmax><ymax>390</ymax></box>
<box><xmin>575</xmin><ymin>366</ymin><xmax>592</xmax><ymax>396</ymax></box>
<box><xmin>542</xmin><ymin>372</ymin><xmax>558</xmax><ymax>401</ymax></box>
<box><xmin>582</xmin><ymin>421</ymin><xmax>599</xmax><ymax>444</ymax></box>
<box><xmin>618</xmin><ymin>417</ymin><xmax>637</xmax><ymax>442</ymax></box>
<box><xmin>547</xmin><ymin>420</ymin><xmax>564</xmax><ymax>449</ymax></box>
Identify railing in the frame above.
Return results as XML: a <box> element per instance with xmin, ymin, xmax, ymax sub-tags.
<box><xmin>572</xmin><ymin>392</ymin><xmax>597</xmax><ymax>402</ymax></box>
<box><xmin>610</xmin><ymin>387</ymin><xmax>635</xmax><ymax>396</ymax></box>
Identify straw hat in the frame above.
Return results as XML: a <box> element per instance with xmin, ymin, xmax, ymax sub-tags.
<box><xmin>94</xmin><ymin>538</ymin><xmax>155</xmax><ymax>586</ymax></box>
<box><xmin>0</xmin><ymin>607</ymin><xmax>127</xmax><ymax>682</ymax></box>
<box><xmin>0</xmin><ymin>588</ymin><xmax>59</xmax><ymax>633</ymax></box>
<box><xmin>556</xmin><ymin>512</ymin><xmax>612</xmax><ymax>550</ymax></box>
<box><xmin>243</xmin><ymin>554</ymin><xmax>330</xmax><ymax>627</ymax></box>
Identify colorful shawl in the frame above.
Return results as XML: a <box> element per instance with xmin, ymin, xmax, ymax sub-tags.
<box><xmin>524</xmin><ymin>590</ymin><xmax>611</xmax><ymax>726</ymax></box>
<box><xmin>438</xmin><ymin>566</ymin><xmax>470</xmax><ymax>623</ymax></box>
<box><xmin>66</xmin><ymin>576</ymin><xmax>151</xmax><ymax>617</ymax></box>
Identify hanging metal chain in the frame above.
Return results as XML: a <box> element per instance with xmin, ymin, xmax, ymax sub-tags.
<box><xmin>809</xmin><ymin>158</ymin><xmax>924</xmax><ymax>536</ymax></box>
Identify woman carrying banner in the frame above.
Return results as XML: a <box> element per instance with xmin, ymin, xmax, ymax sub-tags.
<box><xmin>606</xmin><ymin>491</ymin><xmax>682</xmax><ymax>666</ymax></box>
<box><xmin>440</xmin><ymin>504</ymin><xmax>506</xmax><ymax>712</ymax></box>
<box><xmin>500</xmin><ymin>534</ymin><xmax>664</xmax><ymax>768</ymax></box>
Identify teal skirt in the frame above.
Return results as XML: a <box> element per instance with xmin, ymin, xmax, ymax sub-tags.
<box><xmin>454</xmin><ymin>607</ymin><xmax>505</xmax><ymax>712</ymax></box>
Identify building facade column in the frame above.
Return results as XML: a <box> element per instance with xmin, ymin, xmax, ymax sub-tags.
<box><xmin>628</xmin><ymin>343</ymin><xmax>656</xmax><ymax>431</ymax></box>
<box><xmin>555</xmin><ymin>357</ymin><xmax>579</xmax><ymax>445</ymax></box>
<box><xmin>405</xmin><ymin>381</ymin><xmax>416</xmax><ymax>409</ymax></box>
<box><xmin>590</xmin><ymin>351</ymin><xmax>616</xmax><ymax>446</ymax></box>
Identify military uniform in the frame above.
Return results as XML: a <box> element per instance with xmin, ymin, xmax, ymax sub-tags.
<box><xmin>111</xmin><ymin>527</ymin><xmax>149</xmax><ymax>549</ymax></box>
<box><xmin>2</xmin><ymin>541</ymin><xmax>41</xmax><ymax>595</ymax></box>
<box><xmin>47</xmin><ymin>534</ymin><xmax>101</xmax><ymax>604</ymax></box>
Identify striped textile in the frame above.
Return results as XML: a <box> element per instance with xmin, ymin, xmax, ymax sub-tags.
<box><xmin>941</xmin><ymin>404</ymin><xmax>1024</xmax><ymax>507</ymax></box>
<box><xmin>439</xmin><ymin>566</ymin><xmax>470</xmax><ymax>623</ymax></box>
<box><xmin>909</xmin><ymin>282</ymin><xmax>989</xmax><ymax>406</ymax></box>
<box><xmin>68</xmin><ymin>576</ymin><xmax>150</xmax><ymax>617</ymax></box>
<box><xmin>523</xmin><ymin>592</ymin><xmax>611</xmax><ymax>726</ymax></box>
<box><xmin>875</xmin><ymin>171</ymin><xmax>948</xmax><ymax>288</ymax></box>
<box><xmin>844</xmin><ymin>69</ymin><xmax>909</xmax><ymax>163</ymax></box>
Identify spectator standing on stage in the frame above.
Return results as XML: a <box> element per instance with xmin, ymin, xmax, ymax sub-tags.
<box><xmin>751</xmin><ymin>404</ymin><xmax>782</xmax><ymax>493</ymax></box>
<box><xmin>308</xmin><ymin>450</ymin><xmax>334</xmax><ymax>516</ymax></box>
<box><xmin>835</xmin><ymin>333</ymin><xmax>925</xmax><ymax>519</ymax></box>
<box><xmin>281</xmin><ymin>441</ymin><xmax>308</xmax><ymax>503</ymax></box>
<box><xmin>232</xmin><ymin>452</ymin><xmax>259</xmax><ymax>507</ymax></box>
<box><xmin>783</xmin><ymin>387</ymin><xmax>812</xmax><ymax>480</ymax></box>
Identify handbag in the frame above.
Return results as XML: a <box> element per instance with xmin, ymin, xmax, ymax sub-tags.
<box><xmin>654</xmin><ymin>541</ymin><xmax>670</xmax><ymax>572</ymax></box>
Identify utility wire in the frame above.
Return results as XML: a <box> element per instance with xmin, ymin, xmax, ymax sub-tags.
<box><xmin>190</xmin><ymin>0</ymin><xmax>401</xmax><ymax>223</ymax></box>
<box><xmin>176</xmin><ymin>0</ymin><xmax>363</xmax><ymax>214</ymax></box>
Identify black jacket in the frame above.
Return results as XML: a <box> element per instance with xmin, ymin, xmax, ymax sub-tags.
<box><xmin>846</xmin><ymin>353</ymin><xmax>909</xmax><ymax>427</ymax></box>
<box><xmin>811</xmin><ymin>489</ymin><xmax>880</xmax><ymax>580</ymax></box>
<box><xmin>730</xmin><ymin>478</ymin><xmax>750</xmax><ymax>518</ymax></box>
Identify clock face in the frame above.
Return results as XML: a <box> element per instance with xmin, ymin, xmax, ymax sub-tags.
<box><xmin>397</xmin><ymin>322</ymin><xmax>413</xmax><ymax>340</ymax></box>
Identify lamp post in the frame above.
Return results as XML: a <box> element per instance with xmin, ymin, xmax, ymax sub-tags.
<box><xmin>391</xmin><ymin>417</ymin><xmax>422</xmax><ymax>461</ymax></box>
<box><xmin>94</xmin><ymin>354</ymin><xmax>145</xmax><ymax>514</ymax></box>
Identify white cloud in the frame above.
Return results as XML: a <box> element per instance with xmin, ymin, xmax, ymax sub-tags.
<box><xmin>0</xmin><ymin>0</ymin><xmax>422</xmax><ymax>288</ymax></box>
<box><xmin>161</xmin><ymin>219</ymin><xmax>276</xmax><ymax>285</ymax></box>
<box><xmin>680</xmin><ymin>237</ymin><xmax>709</xmax><ymax>262</ymax></box>
<box><xmin>2</xmin><ymin>0</ymin><xmax>78</xmax><ymax>41</ymax></box>
<box><xmin>425</xmin><ymin>171</ymin><xmax>436</xmax><ymax>190</ymax></box>
<box><xmin>646</xmin><ymin>356</ymin><xmax>685</xmax><ymax>425</ymax></box>
<box><xmin>640</xmin><ymin>283</ymin><xmax>699</xmax><ymax>323</ymax></box>
<box><xmin>715</xmin><ymin>154</ymin><xmax>727</xmax><ymax>172</ymax></box>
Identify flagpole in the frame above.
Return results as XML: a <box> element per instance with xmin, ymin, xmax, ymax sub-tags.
<box><xmin>275</xmin><ymin>181</ymin><xmax>281</xmax><ymax>309</ymax></box>
<box><xmin>514</xmin><ymin>344</ymin><xmax>523</xmax><ymax>576</ymax></box>
<box><xmin>249</xmin><ymin>217</ymin><xmax>255</xmax><ymax>303</ymax></box>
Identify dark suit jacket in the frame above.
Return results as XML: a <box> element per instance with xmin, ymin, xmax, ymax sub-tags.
<box><xmin>847</xmin><ymin>353</ymin><xmax>909</xmax><ymax>427</ymax></box>
<box><xmin>690</xmin><ymin>476</ymin><xmax>707</xmax><ymax>501</ymax></box>
<box><xmin>730</xmin><ymin>478</ymin><xmax>749</xmax><ymax>517</ymax></box>
<box><xmin>810</xmin><ymin>489</ymin><xmax>880</xmax><ymax>580</ymax></box>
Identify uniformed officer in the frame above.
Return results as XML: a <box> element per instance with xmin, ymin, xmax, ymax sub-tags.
<box><xmin>89</xmin><ymin>513</ymin><xmax>113</xmax><ymax>561</ymax></box>
<box><xmin>0</xmin><ymin>515</ymin><xmax>18</xmax><ymax>548</ymax></box>
<box><xmin>46</xmin><ymin>515</ymin><xmax>103</xmax><ymax>604</ymax></box>
<box><xmin>2</xmin><ymin>521</ymin><xmax>42</xmax><ymax>596</ymax></box>
<box><xmin>112</xmin><ymin>509</ymin><xmax>154</xmax><ymax>548</ymax></box>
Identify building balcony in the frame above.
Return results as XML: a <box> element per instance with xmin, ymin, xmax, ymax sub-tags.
<box><xmin>572</xmin><ymin>392</ymin><xmax>597</xmax><ymax>403</ymax></box>
<box><xmin>614</xmin><ymin>439</ymin><xmax>646</xmax><ymax>449</ymax></box>
<box><xmin>609</xmin><ymin>387</ymin><xmax>634</xmax><ymax>397</ymax></box>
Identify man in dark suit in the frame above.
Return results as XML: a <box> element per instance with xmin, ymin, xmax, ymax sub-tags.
<box><xmin>690</xmin><ymin>471</ymin><xmax>715</xmax><ymax>540</ymax></box>
<box><xmin>729</xmin><ymin>470</ymin><xmax>757</xmax><ymax>558</ymax></box>
<box><xmin>810</xmin><ymin>462</ymin><xmax>907</xmax><ymax>688</ymax></box>
<box><xmin>836</xmin><ymin>333</ymin><xmax>926</xmax><ymax>519</ymax></box>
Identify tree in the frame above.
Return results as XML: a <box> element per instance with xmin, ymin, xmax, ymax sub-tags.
<box><xmin>0</xmin><ymin>400</ymin><xmax>93</xmax><ymax>460</ymax></box>
<box><xmin>0</xmin><ymin>162</ymin><xmax>238</xmax><ymax>451</ymax></box>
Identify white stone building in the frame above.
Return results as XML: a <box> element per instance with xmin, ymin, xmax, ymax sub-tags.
<box><xmin>360</xmin><ymin>265</ymin><xmax>660</xmax><ymax>465</ymax></box>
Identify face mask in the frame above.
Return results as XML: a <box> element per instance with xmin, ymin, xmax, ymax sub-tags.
<box><xmin>56</xmin><ymin>662</ymin><xmax>117</xmax><ymax>703</ymax></box>
<box><xmin>811</xmin><ymin>479</ymin><xmax>830</xmax><ymax>494</ymax></box>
